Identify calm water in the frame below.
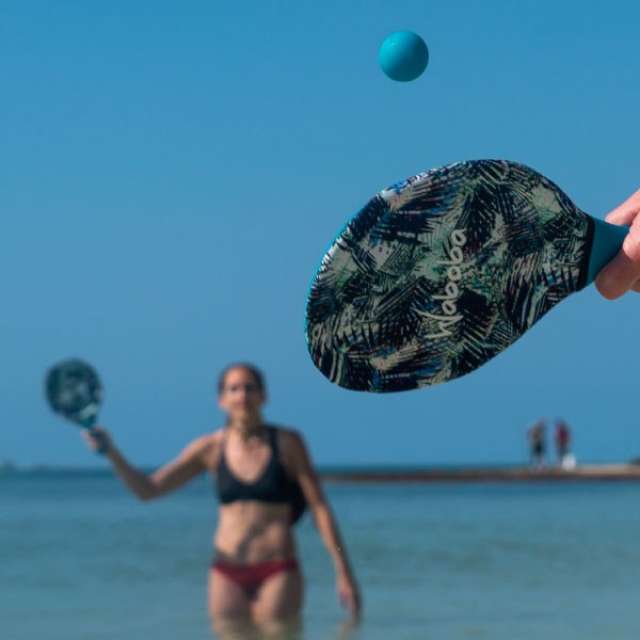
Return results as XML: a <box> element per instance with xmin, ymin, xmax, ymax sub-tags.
<box><xmin>2</xmin><ymin>471</ymin><xmax>640</xmax><ymax>640</ymax></box>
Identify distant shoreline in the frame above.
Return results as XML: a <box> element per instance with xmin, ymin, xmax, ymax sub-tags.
<box><xmin>4</xmin><ymin>462</ymin><xmax>640</xmax><ymax>482</ymax></box>
<box><xmin>320</xmin><ymin>464</ymin><xmax>640</xmax><ymax>483</ymax></box>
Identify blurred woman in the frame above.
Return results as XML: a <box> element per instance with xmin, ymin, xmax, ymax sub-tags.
<box><xmin>85</xmin><ymin>362</ymin><xmax>360</xmax><ymax>638</ymax></box>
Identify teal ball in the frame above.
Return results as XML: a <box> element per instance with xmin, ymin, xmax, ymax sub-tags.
<box><xmin>378</xmin><ymin>31</ymin><xmax>429</xmax><ymax>82</ymax></box>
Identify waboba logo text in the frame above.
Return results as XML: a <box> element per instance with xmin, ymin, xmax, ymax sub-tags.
<box><xmin>423</xmin><ymin>229</ymin><xmax>467</xmax><ymax>339</ymax></box>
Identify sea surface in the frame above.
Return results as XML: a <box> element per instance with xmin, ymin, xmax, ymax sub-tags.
<box><xmin>2</xmin><ymin>470</ymin><xmax>640</xmax><ymax>640</ymax></box>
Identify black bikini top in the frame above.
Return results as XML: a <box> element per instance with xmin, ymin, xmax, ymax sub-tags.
<box><xmin>215</xmin><ymin>425</ymin><xmax>306</xmax><ymax>523</ymax></box>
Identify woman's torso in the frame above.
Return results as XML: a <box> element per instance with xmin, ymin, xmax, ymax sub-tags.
<box><xmin>202</xmin><ymin>425</ymin><xmax>299</xmax><ymax>564</ymax></box>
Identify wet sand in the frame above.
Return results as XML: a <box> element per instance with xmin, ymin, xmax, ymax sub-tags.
<box><xmin>320</xmin><ymin>464</ymin><xmax>640</xmax><ymax>483</ymax></box>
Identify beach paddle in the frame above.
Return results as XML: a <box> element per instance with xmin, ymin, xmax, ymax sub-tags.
<box><xmin>45</xmin><ymin>358</ymin><xmax>109</xmax><ymax>454</ymax></box>
<box><xmin>305</xmin><ymin>159</ymin><xmax>627</xmax><ymax>392</ymax></box>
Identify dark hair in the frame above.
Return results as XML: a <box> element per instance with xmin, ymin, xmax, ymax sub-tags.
<box><xmin>217</xmin><ymin>362</ymin><xmax>266</xmax><ymax>395</ymax></box>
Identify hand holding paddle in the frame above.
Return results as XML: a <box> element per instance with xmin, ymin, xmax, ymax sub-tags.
<box><xmin>81</xmin><ymin>426</ymin><xmax>113</xmax><ymax>456</ymax></box>
<box><xmin>596</xmin><ymin>188</ymin><xmax>640</xmax><ymax>299</ymax></box>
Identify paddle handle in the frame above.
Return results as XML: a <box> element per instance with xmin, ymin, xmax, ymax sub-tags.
<box><xmin>586</xmin><ymin>218</ymin><xmax>629</xmax><ymax>285</ymax></box>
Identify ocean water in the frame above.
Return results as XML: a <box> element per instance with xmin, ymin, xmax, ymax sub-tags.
<box><xmin>2</xmin><ymin>471</ymin><xmax>640</xmax><ymax>640</ymax></box>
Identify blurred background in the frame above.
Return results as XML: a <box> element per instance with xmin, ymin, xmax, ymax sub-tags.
<box><xmin>2</xmin><ymin>2</ymin><xmax>640</xmax><ymax>638</ymax></box>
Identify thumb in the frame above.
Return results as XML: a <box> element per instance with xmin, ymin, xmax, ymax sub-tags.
<box><xmin>595</xmin><ymin>220</ymin><xmax>640</xmax><ymax>299</ymax></box>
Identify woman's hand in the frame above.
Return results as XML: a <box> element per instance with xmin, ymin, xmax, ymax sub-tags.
<box><xmin>81</xmin><ymin>426</ymin><xmax>113</xmax><ymax>455</ymax></box>
<box><xmin>337</xmin><ymin>571</ymin><xmax>362</xmax><ymax>620</ymax></box>
<box><xmin>596</xmin><ymin>188</ymin><xmax>640</xmax><ymax>299</ymax></box>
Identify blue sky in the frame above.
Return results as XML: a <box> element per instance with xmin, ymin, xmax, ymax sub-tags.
<box><xmin>2</xmin><ymin>0</ymin><xmax>639</xmax><ymax>467</ymax></box>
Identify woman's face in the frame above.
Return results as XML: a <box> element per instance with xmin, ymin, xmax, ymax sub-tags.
<box><xmin>218</xmin><ymin>367</ymin><xmax>265</xmax><ymax>421</ymax></box>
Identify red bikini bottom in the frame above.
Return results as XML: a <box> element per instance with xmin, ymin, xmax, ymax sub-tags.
<box><xmin>212</xmin><ymin>557</ymin><xmax>299</xmax><ymax>598</ymax></box>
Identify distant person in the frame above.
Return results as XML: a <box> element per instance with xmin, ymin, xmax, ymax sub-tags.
<box><xmin>554</xmin><ymin>419</ymin><xmax>571</xmax><ymax>463</ymax></box>
<box><xmin>83</xmin><ymin>363</ymin><xmax>361</xmax><ymax>638</ymax></box>
<box><xmin>527</xmin><ymin>420</ymin><xmax>546</xmax><ymax>468</ymax></box>
<box><xmin>554</xmin><ymin>419</ymin><xmax>577</xmax><ymax>470</ymax></box>
<box><xmin>596</xmin><ymin>187</ymin><xmax>640</xmax><ymax>299</ymax></box>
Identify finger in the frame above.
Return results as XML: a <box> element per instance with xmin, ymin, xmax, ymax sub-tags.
<box><xmin>81</xmin><ymin>430</ymin><xmax>97</xmax><ymax>446</ymax></box>
<box><xmin>605</xmin><ymin>189</ymin><xmax>640</xmax><ymax>226</ymax></box>
<box><xmin>596</xmin><ymin>252</ymin><xmax>639</xmax><ymax>299</ymax></box>
<box><xmin>340</xmin><ymin>592</ymin><xmax>355</xmax><ymax>614</ymax></box>
<box><xmin>595</xmin><ymin>218</ymin><xmax>640</xmax><ymax>299</ymax></box>
<box><xmin>632</xmin><ymin>279</ymin><xmax>640</xmax><ymax>293</ymax></box>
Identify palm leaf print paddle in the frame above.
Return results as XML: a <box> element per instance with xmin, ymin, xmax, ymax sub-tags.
<box><xmin>305</xmin><ymin>160</ymin><xmax>627</xmax><ymax>392</ymax></box>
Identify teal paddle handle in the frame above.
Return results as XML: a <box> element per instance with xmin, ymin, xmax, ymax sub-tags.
<box><xmin>586</xmin><ymin>217</ymin><xmax>629</xmax><ymax>285</ymax></box>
